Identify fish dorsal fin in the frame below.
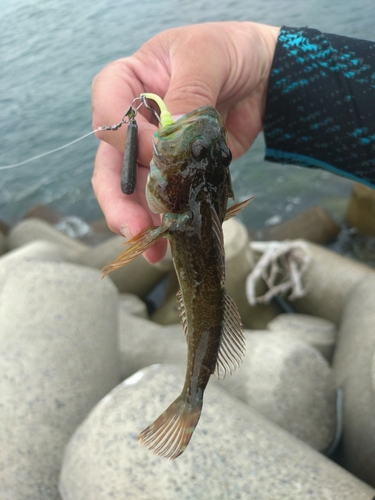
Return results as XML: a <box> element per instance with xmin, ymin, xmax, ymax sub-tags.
<box><xmin>214</xmin><ymin>289</ymin><xmax>246</xmax><ymax>380</ymax></box>
<box><xmin>210</xmin><ymin>204</ymin><xmax>245</xmax><ymax>378</ymax></box>
<box><xmin>210</xmin><ymin>205</ymin><xmax>225</xmax><ymax>251</ymax></box>
<box><xmin>224</xmin><ymin>197</ymin><xmax>253</xmax><ymax>221</ymax></box>
<box><xmin>210</xmin><ymin>206</ymin><xmax>226</xmax><ymax>288</ymax></box>
<box><xmin>176</xmin><ymin>289</ymin><xmax>188</xmax><ymax>343</ymax></box>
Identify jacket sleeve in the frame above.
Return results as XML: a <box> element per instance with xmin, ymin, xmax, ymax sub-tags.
<box><xmin>264</xmin><ymin>26</ymin><xmax>375</xmax><ymax>187</ymax></box>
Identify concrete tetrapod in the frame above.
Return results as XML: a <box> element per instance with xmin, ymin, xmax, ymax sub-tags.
<box><xmin>290</xmin><ymin>240</ymin><xmax>375</xmax><ymax>324</ymax></box>
<box><xmin>267</xmin><ymin>313</ymin><xmax>337</xmax><ymax>362</ymax></box>
<box><xmin>59</xmin><ymin>365</ymin><xmax>374</xmax><ymax>500</ymax></box>
<box><xmin>0</xmin><ymin>260</ymin><xmax>120</xmax><ymax>499</ymax></box>
<box><xmin>77</xmin><ymin>235</ymin><xmax>167</xmax><ymax>296</ymax></box>
<box><xmin>6</xmin><ymin>218</ymin><xmax>88</xmax><ymax>260</ymax></box>
<box><xmin>332</xmin><ymin>275</ymin><xmax>375</xmax><ymax>488</ymax></box>
<box><xmin>220</xmin><ymin>332</ymin><xmax>337</xmax><ymax>451</ymax></box>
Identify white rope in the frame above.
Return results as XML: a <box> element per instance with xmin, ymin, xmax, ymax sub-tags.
<box><xmin>246</xmin><ymin>240</ymin><xmax>310</xmax><ymax>305</ymax></box>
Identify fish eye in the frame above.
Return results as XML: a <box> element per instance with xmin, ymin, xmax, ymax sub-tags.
<box><xmin>221</xmin><ymin>145</ymin><xmax>232</xmax><ymax>167</ymax></box>
<box><xmin>191</xmin><ymin>138</ymin><xmax>208</xmax><ymax>161</ymax></box>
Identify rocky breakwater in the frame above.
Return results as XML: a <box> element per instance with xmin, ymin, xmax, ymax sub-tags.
<box><xmin>0</xmin><ymin>213</ymin><xmax>375</xmax><ymax>499</ymax></box>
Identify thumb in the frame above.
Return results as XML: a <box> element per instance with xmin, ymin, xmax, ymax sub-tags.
<box><xmin>162</xmin><ymin>35</ymin><xmax>224</xmax><ymax>117</ymax></box>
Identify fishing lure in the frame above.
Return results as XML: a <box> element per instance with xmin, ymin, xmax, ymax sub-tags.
<box><xmin>0</xmin><ymin>92</ymin><xmax>173</xmax><ymax>199</ymax></box>
<box><xmin>119</xmin><ymin>93</ymin><xmax>174</xmax><ymax>194</ymax></box>
<box><xmin>121</xmin><ymin>110</ymin><xmax>138</xmax><ymax>195</ymax></box>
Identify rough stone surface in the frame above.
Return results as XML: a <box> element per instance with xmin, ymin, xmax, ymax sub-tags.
<box><xmin>0</xmin><ymin>240</ymin><xmax>74</xmax><ymax>267</ymax></box>
<box><xmin>118</xmin><ymin>293</ymin><xmax>148</xmax><ymax>319</ymax></box>
<box><xmin>0</xmin><ymin>219</ymin><xmax>10</xmax><ymax>235</ymax></box>
<box><xmin>345</xmin><ymin>181</ymin><xmax>375</xmax><ymax>236</ymax></box>
<box><xmin>118</xmin><ymin>312</ymin><xmax>186</xmax><ymax>379</ymax></box>
<box><xmin>6</xmin><ymin>218</ymin><xmax>88</xmax><ymax>260</ymax></box>
<box><xmin>150</xmin><ymin>289</ymin><xmax>181</xmax><ymax>324</ymax></box>
<box><xmin>23</xmin><ymin>204</ymin><xmax>64</xmax><ymax>224</ymax></box>
<box><xmin>291</xmin><ymin>240</ymin><xmax>374</xmax><ymax>324</ymax></box>
<box><xmin>252</xmin><ymin>206</ymin><xmax>340</xmax><ymax>244</ymax></box>
<box><xmin>332</xmin><ymin>275</ymin><xmax>375</xmax><ymax>487</ymax></box>
<box><xmin>76</xmin><ymin>235</ymin><xmax>167</xmax><ymax>296</ymax></box>
<box><xmin>0</xmin><ymin>260</ymin><xmax>121</xmax><ymax>500</ymax></box>
<box><xmin>0</xmin><ymin>230</ymin><xmax>6</xmax><ymax>256</ymax></box>
<box><xmin>221</xmin><ymin>332</ymin><xmax>337</xmax><ymax>451</ymax></box>
<box><xmin>224</xmin><ymin>218</ymin><xmax>283</xmax><ymax>329</ymax></box>
<box><xmin>59</xmin><ymin>365</ymin><xmax>375</xmax><ymax>500</ymax></box>
<box><xmin>267</xmin><ymin>313</ymin><xmax>337</xmax><ymax>362</ymax></box>
<box><xmin>119</xmin><ymin>313</ymin><xmax>336</xmax><ymax>452</ymax></box>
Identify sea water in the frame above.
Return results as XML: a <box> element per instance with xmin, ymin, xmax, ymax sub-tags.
<box><xmin>1</xmin><ymin>0</ymin><xmax>374</xmax><ymax>228</ymax></box>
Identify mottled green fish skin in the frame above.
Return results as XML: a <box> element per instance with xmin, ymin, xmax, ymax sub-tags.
<box><xmin>103</xmin><ymin>107</ymin><xmax>246</xmax><ymax>459</ymax></box>
<box><xmin>150</xmin><ymin>107</ymin><xmax>233</xmax><ymax>397</ymax></box>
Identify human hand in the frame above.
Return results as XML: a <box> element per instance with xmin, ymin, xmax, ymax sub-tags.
<box><xmin>92</xmin><ymin>21</ymin><xmax>280</xmax><ymax>263</ymax></box>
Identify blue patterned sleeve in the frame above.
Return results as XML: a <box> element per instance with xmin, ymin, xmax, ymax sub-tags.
<box><xmin>264</xmin><ymin>26</ymin><xmax>375</xmax><ymax>187</ymax></box>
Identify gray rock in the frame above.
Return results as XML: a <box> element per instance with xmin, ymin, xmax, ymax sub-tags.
<box><xmin>291</xmin><ymin>240</ymin><xmax>374</xmax><ymax>324</ymax></box>
<box><xmin>150</xmin><ymin>289</ymin><xmax>181</xmax><ymax>324</ymax></box>
<box><xmin>119</xmin><ymin>315</ymin><xmax>337</xmax><ymax>451</ymax></box>
<box><xmin>23</xmin><ymin>204</ymin><xmax>64</xmax><ymax>224</ymax></box>
<box><xmin>224</xmin><ymin>217</ymin><xmax>282</xmax><ymax>329</ymax></box>
<box><xmin>346</xmin><ymin>181</ymin><xmax>375</xmax><ymax>236</ymax></box>
<box><xmin>118</xmin><ymin>312</ymin><xmax>186</xmax><ymax>379</ymax></box>
<box><xmin>7</xmin><ymin>218</ymin><xmax>88</xmax><ymax>260</ymax></box>
<box><xmin>252</xmin><ymin>206</ymin><xmax>340</xmax><ymax>244</ymax></box>
<box><xmin>76</xmin><ymin>235</ymin><xmax>167</xmax><ymax>296</ymax></box>
<box><xmin>0</xmin><ymin>240</ymin><xmax>75</xmax><ymax>267</ymax></box>
<box><xmin>59</xmin><ymin>364</ymin><xmax>375</xmax><ymax>500</ymax></box>
<box><xmin>0</xmin><ymin>230</ymin><xmax>5</xmax><ymax>256</ymax></box>
<box><xmin>220</xmin><ymin>332</ymin><xmax>337</xmax><ymax>451</ymax></box>
<box><xmin>332</xmin><ymin>275</ymin><xmax>375</xmax><ymax>487</ymax></box>
<box><xmin>119</xmin><ymin>293</ymin><xmax>149</xmax><ymax>319</ymax></box>
<box><xmin>267</xmin><ymin>313</ymin><xmax>337</xmax><ymax>362</ymax></box>
<box><xmin>0</xmin><ymin>260</ymin><xmax>121</xmax><ymax>500</ymax></box>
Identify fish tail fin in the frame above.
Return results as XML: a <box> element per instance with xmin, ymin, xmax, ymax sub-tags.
<box><xmin>224</xmin><ymin>197</ymin><xmax>254</xmax><ymax>221</ymax></box>
<box><xmin>137</xmin><ymin>396</ymin><xmax>202</xmax><ymax>460</ymax></box>
<box><xmin>101</xmin><ymin>225</ymin><xmax>168</xmax><ymax>277</ymax></box>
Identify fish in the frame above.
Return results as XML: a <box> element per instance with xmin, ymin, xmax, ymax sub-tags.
<box><xmin>102</xmin><ymin>106</ymin><xmax>252</xmax><ymax>459</ymax></box>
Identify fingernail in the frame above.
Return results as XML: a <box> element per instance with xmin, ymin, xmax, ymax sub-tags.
<box><xmin>120</xmin><ymin>225</ymin><xmax>131</xmax><ymax>240</ymax></box>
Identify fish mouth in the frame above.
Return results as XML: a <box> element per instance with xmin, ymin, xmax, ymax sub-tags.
<box><xmin>156</xmin><ymin>106</ymin><xmax>224</xmax><ymax>140</ymax></box>
<box><xmin>152</xmin><ymin>139</ymin><xmax>161</xmax><ymax>157</ymax></box>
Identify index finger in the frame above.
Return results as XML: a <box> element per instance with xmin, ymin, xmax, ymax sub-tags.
<box><xmin>92</xmin><ymin>140</ymin><xmax>167</xmax><ymax>263</ymax></box>
<box><xmin>91</xmin><ymin>58</ymin><xmax>157</xmax><ymax>166</ymax></box>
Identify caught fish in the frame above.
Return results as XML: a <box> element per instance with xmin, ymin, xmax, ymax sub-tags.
<box><xmin>102</xmin><ymin>106</ymin><xmax>251</xmax><ymax>459</ymax></box>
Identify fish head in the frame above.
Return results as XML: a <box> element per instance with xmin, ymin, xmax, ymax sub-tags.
<box><xmin>146</xmin><ymin>106</ymin><xmax>234</xmax><ymax>216</ymax></box>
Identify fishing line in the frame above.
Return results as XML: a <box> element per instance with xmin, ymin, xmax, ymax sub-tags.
<box><xmin>0</xmin><ymin>93</ymin><xmax>173</xmax><ymax>173</ymax></box>
<box><xmin>0</xmin><ymin>130</ymin><xmax>99</xmax><ymax>171</ymax></box>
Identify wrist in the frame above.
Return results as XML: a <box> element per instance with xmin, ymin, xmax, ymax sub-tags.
<box><xmin>253</xmin><ymin>23</ymin><xmax>281</xmax><ymax>123</ymax></box>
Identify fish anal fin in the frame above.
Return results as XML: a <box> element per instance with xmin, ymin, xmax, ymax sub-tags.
<box><xmin>224</xmin><ymin>197</ymin><xmax>253</xmax><ymax>221</ymax></box>
<box><xmin>138</xmin><ymin>396</ymin><xmax>202</xmax><ymax>460</ymax></box>
<box><xmin>215</xmin><ymin>289</ymin><xmax>246</xmax><ymax>380</ymax></box>
<box><xmin>102</xmin><ymin>225</ymin><xmax>168</xmax><ymax>277</ymax></box>
<box><xmin>176</xmin><ymin>289</ymin><xmax>188</xmax><ymax>343</ymax></box>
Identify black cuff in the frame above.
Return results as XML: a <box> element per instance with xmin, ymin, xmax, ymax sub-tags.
<box><xmin>264</xmin><ymin>26</ymin><xmax>375</xmax><ymax>187</ymax></box>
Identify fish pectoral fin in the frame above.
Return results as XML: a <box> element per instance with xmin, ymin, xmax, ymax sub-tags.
<box><xmin>224</xmin><ymin>197</ymin><xmax>254</xmax><ymax>221</ymax></box>
<box><xmin>138</xmin><ymin>396</ymin><xmax>202</xmax><ymax>460</ymax></box>
<box><xmin>215</xmin><ymin>289</ymin><xmax>246</xmax><ymax>380</ymax></box>
<box><xmin>101</xmin><ymin>225</ymin><xmax>169</xmax><ymax>277</ymax></box>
